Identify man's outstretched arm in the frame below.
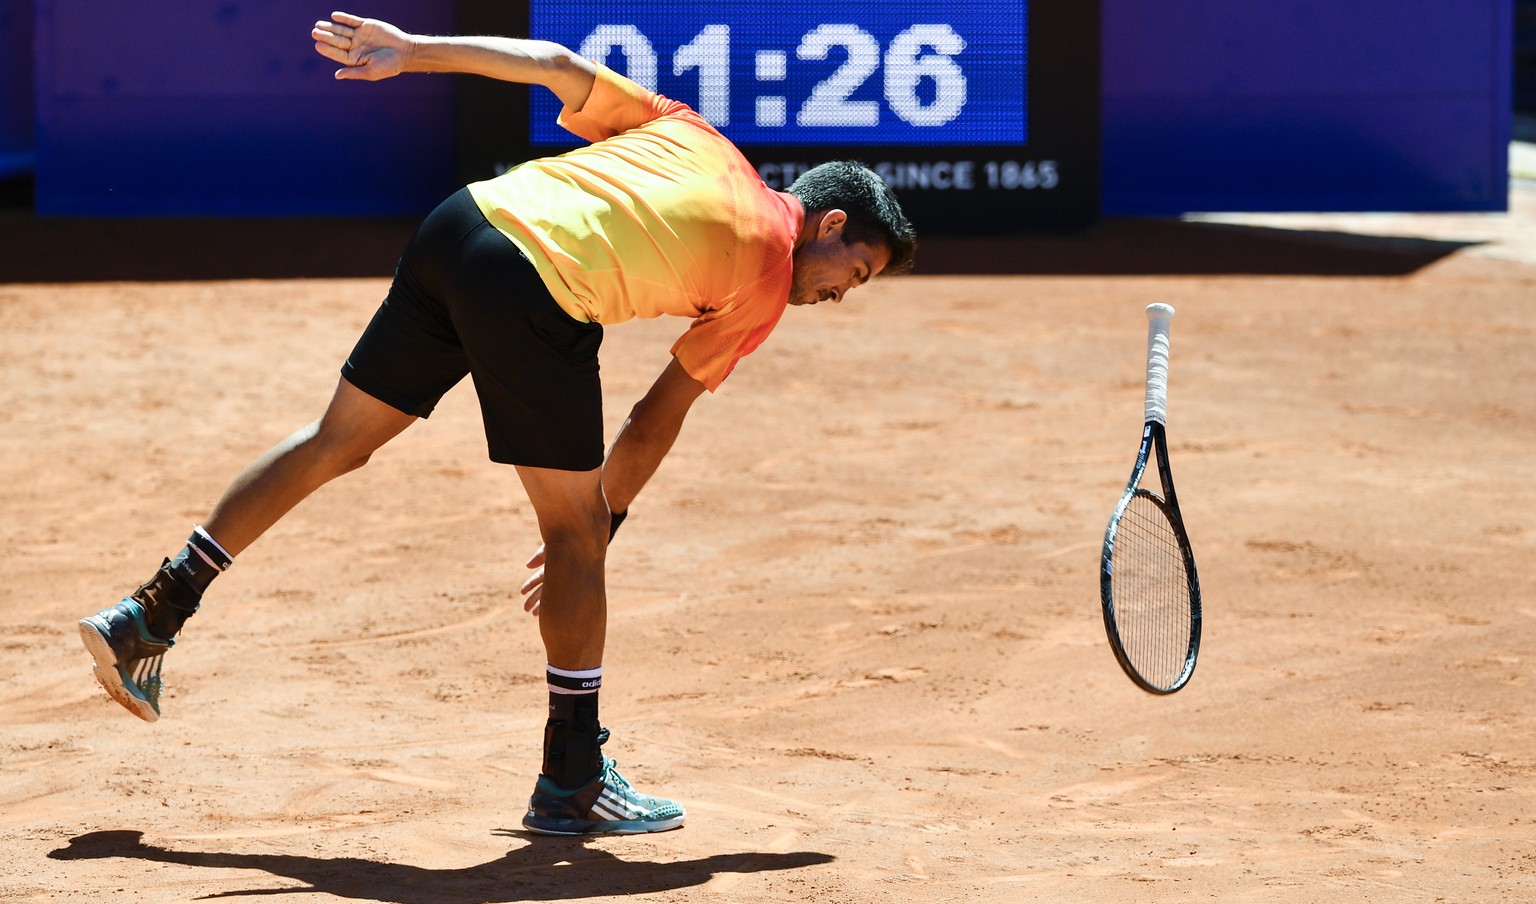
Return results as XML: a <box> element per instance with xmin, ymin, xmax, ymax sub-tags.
<box><xmin>312</xmin><ymin>11</ymin><xmax>597</xmax><ymax>110</ymax></box>
<box><xmin>601</xmin><ymin>357</ymin><xmax>709</xmax><ymax>517</ymax></box>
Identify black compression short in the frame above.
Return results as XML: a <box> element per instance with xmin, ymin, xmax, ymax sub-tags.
<box><xmin>341</xmin><ymin>187</ymin><xmax>605</xmax><ymax>470</ymax></box>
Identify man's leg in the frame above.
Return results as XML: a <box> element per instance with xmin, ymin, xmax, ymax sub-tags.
<box><xmin>203</xmin><ymin>376</ymin><xmax>419</xmax><ymax>557</ymax></box>
<box><xmin>514</xmin><ymin>464</ymin><xmax>684</xmax><ymax>835</ymax></box>
<box><xmin>516</xmin><ymin>465</ymin><xmax>609</xmax><ymax>791</ymax></box>
<box><xmin>79</xmin><ymin>377</ymin><xmax>417</xmax><ymax>722</ymax></box>
<box><xmin>514</xmin><ymin>465</ymin><xmax>609</xmax><ymax>669</ymax></box>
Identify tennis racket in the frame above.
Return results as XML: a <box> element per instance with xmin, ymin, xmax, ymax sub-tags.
<box><xmin>1100</xmin><ymin>303</ymin><xmax>1202</xmax><ymax>694</ymax></box>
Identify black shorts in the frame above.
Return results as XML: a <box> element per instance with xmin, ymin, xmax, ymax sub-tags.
<box><xmin>341</xmin><ymin>188</ymin><xmax>605</xmax><ymax>470</ymax></box>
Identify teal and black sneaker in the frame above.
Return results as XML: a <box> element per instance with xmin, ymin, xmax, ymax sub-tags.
<box><xmin>523</xmin><ymin>755</ymin><xmax>686</xmax><ymax>835</ymax></box>
<box><xmin>78</xmin><ymin>598</ymin><xmax>173</xmax><ymax>723</ymax></box>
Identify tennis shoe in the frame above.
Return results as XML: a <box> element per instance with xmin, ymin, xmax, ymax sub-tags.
<box><xmin>523</xmin><ymin>755</ymin><xmax>685</xmax><ymax>835</ymax></box>
<box><xmin>78</xmin><ymin>598</ymin><xmax>173</xmax><ymax>723</ymax></box>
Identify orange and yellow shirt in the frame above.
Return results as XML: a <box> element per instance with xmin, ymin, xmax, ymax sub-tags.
<box><xmin>467</xmin><ymin>65</ymin><xmax>803</xmax><ymax>391</ymax></box>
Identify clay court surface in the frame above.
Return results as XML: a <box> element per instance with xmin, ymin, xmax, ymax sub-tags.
<box><xmin>2</xmin><ymin>191</ymin><xmax>1533</xmax><ymax>902</ymax></box>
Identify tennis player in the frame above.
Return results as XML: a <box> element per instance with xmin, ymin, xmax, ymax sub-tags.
<box><xmin>76</xmin><ymin>11</ymin><xmax>916</xmax><ymax>835</ymax></box>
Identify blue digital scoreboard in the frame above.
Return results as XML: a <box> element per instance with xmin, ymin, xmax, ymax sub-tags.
<box><xmin>528</xmin><ymin>2</ymin><xmax>1026</xmax><ymax>147</ymax></box>
<box><xmin>455</xmin><ymin>0</ymin><xmax>1097</xmax><ymax>234</ymax></box>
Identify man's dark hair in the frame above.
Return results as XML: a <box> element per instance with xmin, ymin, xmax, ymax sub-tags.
<box><xmin>788</xmin><ymin>161</ymin><xmax>917</xmax><ymax>275</ymax></box>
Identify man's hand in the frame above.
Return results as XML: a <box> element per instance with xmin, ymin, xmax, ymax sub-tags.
<box><xmin>312</xmin><ymin>11</ymin><xmax>412</xmax><ymax>81</ymax></box>
<box><xmin>312</xmin><ymin>11</ymin><xmax>598</xmax><ymax>107</ymax></box>
<box><xmin>520</xmin><ymin>544</ymin><xmax>548</xmax><ymax>616</ymax></box>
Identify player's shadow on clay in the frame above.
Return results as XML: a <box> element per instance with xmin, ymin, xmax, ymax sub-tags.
<box><xmin>49</xmin><ymin>830</ymin><xmax>833</xmax><ymax>902</ymax></box>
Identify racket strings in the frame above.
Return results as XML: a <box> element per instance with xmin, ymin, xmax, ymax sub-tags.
<box><xmin>1111</xmin><ymin>493</ymin><xmax>1193</xmax><ymax>689</ymax></box>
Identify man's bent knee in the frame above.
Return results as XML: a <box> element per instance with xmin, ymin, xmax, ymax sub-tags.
<box><xmin>516</xmin><ymin>465</ymin><xmax>609</xmax><ymax>561</ymax></box>
<box><xmin>540</xmin><ymin>512</ymin><xmax>610</xmax><ymax>565</ymax></box>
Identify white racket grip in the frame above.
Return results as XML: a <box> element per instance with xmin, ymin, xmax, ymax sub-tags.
<box><xmin>1144</xmin><ymin>303</ymin><xmax>1175</xmax><ymax>424</ymax></box>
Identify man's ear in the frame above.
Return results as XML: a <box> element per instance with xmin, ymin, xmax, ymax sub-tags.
<box><xmin>818</xmin><ymin>208</ymin><xmax>848</xmax><ymax>238</ymax></box>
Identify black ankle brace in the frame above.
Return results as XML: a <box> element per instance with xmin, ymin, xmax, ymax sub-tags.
<box><xmin>543</xmin><ymin>693</ymin><xmax>605</xmax><ymax>789</ymax></box>
<box><xmin>135</xmin><ymin>559</ymin><xmax>204</xmax><ymax>640</ymax></box>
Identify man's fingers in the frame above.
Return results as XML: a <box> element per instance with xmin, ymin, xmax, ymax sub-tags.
<box><xmin>313</xmin><ymin>40</ymin><xmax>348</xmax><ymax>64</ymax></box>
<box><xmin>522</xmin><ymin>545</ymin><xmax>548</xmax><ymax>614</ymax></box>
<box><xmin>312</xmin><ymin>25</ymin><xmax>366</xmax><ymax>77</ymax></box>
<box><xmin>312</xmin><ymin>25</ymin><xmax>349</xmax><ymax>49</ymax></box>
<box><xmin>330</xmin><ymin>10</ymin><xmax>366</xmax><ymax>27</ymax></box>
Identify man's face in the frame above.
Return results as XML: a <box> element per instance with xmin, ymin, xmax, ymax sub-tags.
<box><xmin>788</xmin><ymin>212</ymin><xmax>893</xmax><ymax>307</ymax></box>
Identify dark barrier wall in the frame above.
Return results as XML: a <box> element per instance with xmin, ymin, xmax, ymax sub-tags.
<box><xmin>24</xmin><ymin>1</ymin><xmax>1515</xmax><ymax>217</ymax></box>
<box><xmin>1102</xmin><ymin>0</ymin><xmax>1512</xmax><ymax>214</ymax></box>
<box><xmin>0</xmin><ymin>0</ymin><xmax>31</xmax><ymax>178</ymax></box>
<box><xmin>33</xmin><ymin>1</ymin><xmax>455</xmax><ymax>215</ymax></box>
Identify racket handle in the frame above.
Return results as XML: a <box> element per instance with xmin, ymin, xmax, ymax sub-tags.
<box><xmin>1144</xmin><ymin>303</ymin><xmax>1175</xmax><ymax>424</ymax></box>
